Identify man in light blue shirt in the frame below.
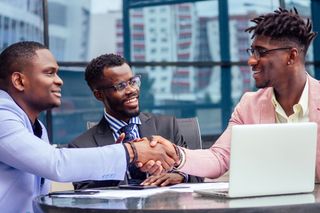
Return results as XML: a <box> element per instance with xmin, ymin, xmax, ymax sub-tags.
<box><xmin>0</xmin><ymin>41</ymin><xmax>178</xmax><ymax>213</ymax></box>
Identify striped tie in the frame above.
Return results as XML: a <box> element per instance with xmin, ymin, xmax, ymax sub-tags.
<box><xmin>118</xmin><ymin>123</ymin><xmax>146</xmax><ymax>184</ymax></box>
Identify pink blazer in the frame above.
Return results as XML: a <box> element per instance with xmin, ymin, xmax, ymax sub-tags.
<box><xmin>181</xmin><ymin>75</ymin><xmax>320</xmax><ymax>182</ymax></box>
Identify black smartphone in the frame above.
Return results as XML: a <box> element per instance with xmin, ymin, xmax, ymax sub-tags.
<box><xmin>118</xmin><ymin>184</ymin><xmax>157</xmax><ymax>190</ymax></box>
<box><xmin>48</xmin><ymin>190</ymin><xmax>99</xmax><ymax>196</ymax></box>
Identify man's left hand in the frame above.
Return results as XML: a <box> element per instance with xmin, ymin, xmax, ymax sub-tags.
<box><xmin>141</xmin><ymin>173</ymin><xmax>184</xmax><ymax>187</ymax></box>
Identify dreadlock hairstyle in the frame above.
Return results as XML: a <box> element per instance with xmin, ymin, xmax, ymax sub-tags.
<box><xmin>85</xmin><ymin>53</ymin><xmax>127</xmax><ymax>91</ymax></box>
<box><xmin>245</xmin><ymin>7</ymin><xmax>317</xmax><ymax>55</ymax></box>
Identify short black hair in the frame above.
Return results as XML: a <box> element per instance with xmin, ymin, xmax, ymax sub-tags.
<box><xmin>85</xmin><ymin>53</ymin><xmax>127</xmax><ymax>90</ymax></box>
<box><xmin>245</xmin><ymin>8</ymin><xmax>317</xmax><ymax>54</ymax></box>
<box><xmin>0</xmin><ymin>41</ymin><xmax>47</xmax><ymax>80</ymax></box>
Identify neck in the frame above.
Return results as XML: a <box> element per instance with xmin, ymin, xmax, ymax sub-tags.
<box><xmin>10</xmin><ymin>92</ymin><xmax>39</xmax><ymax>124</ymax></box>
<box><xmin>105</xmin><ymin>110</ymin><xmax>131</xmax><ymax>123</ymax></box>
<box><xmin>18</xmin><ymin>101</ymin><xmax>38</xmax><ymax>124</ymax></box>
<box><xmin>274</xmin><ymin>71</ymin><xmax>307</xmax><ymax>116</ymax></box>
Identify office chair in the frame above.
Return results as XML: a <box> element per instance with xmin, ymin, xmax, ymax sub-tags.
<box><xmin>87</xmin><ymin>121</ymin><xmax>98</xmax><ymax>129</ymax></box>
<box><xmin>177</xmin><ymin>117</ymin><xmax>202</xmax><ymax>149</ymax></box>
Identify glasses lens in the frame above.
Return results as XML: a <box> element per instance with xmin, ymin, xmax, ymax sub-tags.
<box><xmin>130</xmin><ymin>76</ymin><xmax>141</xmax><ymax>88</ymax></box>
<box><xmin>247</xmin><ymin>48</ymin><xmax>261</xmax><ymax>59</ymax></box>
<box><xmin>115</xmin><ymin>82</ymin><xmax>128</xmax><ymax>91</ymax></box>
<box><xmin>246</xmin><ymin>48</ymin><xmax>252</xmax><ymax>56</ymax></box>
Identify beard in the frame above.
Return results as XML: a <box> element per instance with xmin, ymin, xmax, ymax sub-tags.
<box><xmin>105</xmin><ymin>95</ymin><xmax>140</xmax><ymax>121</ymax></box>
<box><xmin>123</xmin><ymin>108</ymin><xmax>140</xmax><ymax>118</ymax></box>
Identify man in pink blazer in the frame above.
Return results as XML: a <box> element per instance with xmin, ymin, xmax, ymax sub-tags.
<box><xmin>142</xmin><ymin>8</ymin><xmax>320</xmax><ymax>185</ymax></box>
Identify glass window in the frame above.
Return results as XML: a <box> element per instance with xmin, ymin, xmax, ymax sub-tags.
<box><xmin>3</xmin><ymin>0</ymin><xmax>312</xmax><ymax>145</ymax></box>
<box><xmin>52</xmin><ymin>68</ymin><xmax>99</xmax><ymax>144</ymax></box>
<box><xmin>0</xmin><ymin>0</ymin><xmax>43</xmax><ymax>52</ymax></box>
<box><xmin>285</xmin><ymin>0</ymin><xmax>313</xmax><ymax>74</ymax></box>
<box><xmin>49</xmin><ymin>0</ymin><xmax>319</xmax><ymax>145</ymax></box>
<box><xmin>131</xmin><ymin>65</ymin><xmax>222</xmax><ymax>137</ymax></box>
<box><xmin>129</xmin><ymin>1</ymin><xmax>219</xmax><ymax>62</ymax></box>
<box><xmin>48</xmin><ymin>2</ymin><xmax>66</xmax><ymax>26</ymax></box>
<box><xmin>48</xmin><ymin>0</ymin><xmax>91</xmax><ymax>61</ymax></box>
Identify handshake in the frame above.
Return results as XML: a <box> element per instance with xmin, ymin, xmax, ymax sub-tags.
<box><xmin>122</xmin><ymin>135</ymin><xmax>185</xmax><ymax>175</ymax></box>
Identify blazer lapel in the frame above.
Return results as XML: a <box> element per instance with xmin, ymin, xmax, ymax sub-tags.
<box><xmin>259</xmin><ymin>88</ymin><xmax>276</xmax><ymax>123</ymax></box>
<box><xmin>308</xmin><ymin>75</ymin><xmax>320</xmax><ymax>123</ymax></box>
<box><xmin>307</xmin><ymin>75</ymin><xmax>320</xmax><ymax>182</ymax></box>
<box><xmin>138</xmin><ymin>113</ymin><xmax>157</xmax><ymax>137</ymax></box>
<box><xmin>93</xmin><ymin>117</ymin><xmax>115</xmax><ymax>146</ymax></box>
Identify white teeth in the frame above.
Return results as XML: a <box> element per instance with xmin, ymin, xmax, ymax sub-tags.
<box><xmin>126</xmin><ymin>98</ymin><xmax>137</xmax><ymax>103</ymax></box>
<box><xmin>52</xmin><ymin>91</ymin><xmax>61</xmax><ymax>97</ymax></box>
<box><xmin>253</xmin><ymin>71</ymin><xmax>261</xmax><ymax>74</ymax></box>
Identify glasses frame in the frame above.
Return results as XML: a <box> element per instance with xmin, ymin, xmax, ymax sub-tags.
<box><xmin>246</xmin><ymin>47</ymin><xmax>292</xmax><ymax>59</ymax></box>
<box><xmin>97</xmin><ymin>75</ymin><xmax>141</xmax><ymax>92</ymax></box>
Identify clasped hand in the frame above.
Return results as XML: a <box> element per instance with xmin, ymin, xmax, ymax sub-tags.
<box><xmin>122</xmin><ymin>135</ymin><xmax>179</xmax><ymax>175</ymax></box>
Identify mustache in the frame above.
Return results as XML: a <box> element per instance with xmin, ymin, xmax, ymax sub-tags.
<box><xmin>122</xmin><ymin>93</ymin><xmax>139</xmax><ymax>102</ymax></box>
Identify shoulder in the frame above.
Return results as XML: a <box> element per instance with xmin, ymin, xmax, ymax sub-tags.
<box><xmin>140</xmin><ymin>112</ymin><xmax>176</xmax><ymax>124</ymax></box>
<box><xmin>69</xmin><ymin>126</ymin><xmax>97</xmax><ymax>148</ymax></box>
<box><xmin>0</xmin><ymin>90</ymin><xmax>30</xmax><ymax>126</ymax></box>
<box><xmin>308</xmin><ymin>75</ymin><xmax>320</xmax><ymax>89</ymax></box>
<box><xmin>239</xmin><ymin>87</ymin><xmax>272</xmax><ymax>104</ymax></box>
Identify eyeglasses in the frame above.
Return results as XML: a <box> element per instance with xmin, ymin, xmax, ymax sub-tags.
<box><xmin>246</xmin><ymin>47</ymin><xmax>292</xmax><ymax>59</ymax></box>
<box><xmin>98</xmin><ymin>75</ymin><xmax>141</xmax><ymax>92</ymax></box>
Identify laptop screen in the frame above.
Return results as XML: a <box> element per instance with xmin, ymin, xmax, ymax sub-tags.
<box><xmin>228</xmin><ymin>123</ymin><xmax>317</xmax><ymax>198</ymax></box>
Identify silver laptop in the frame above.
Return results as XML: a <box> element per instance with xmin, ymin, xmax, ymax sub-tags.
<box><xmin>195</xmin><ymin>122</ymin><xmax>317</xmax><ymax>198</ymax></box>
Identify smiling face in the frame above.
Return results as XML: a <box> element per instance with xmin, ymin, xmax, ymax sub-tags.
<box><xmin>95</xmin><ymin>63</ymin><xmax>140</xmax><ymax>122</ymax></box>
<box><xmin>248</xmin><ymin>35</ymin><xmax>292</xmax><ymax>89</ymax></box>
<box><xmin>18</xmin><ymin>49</ymin><xmax>63</xmax><ymax>117</ymax></box>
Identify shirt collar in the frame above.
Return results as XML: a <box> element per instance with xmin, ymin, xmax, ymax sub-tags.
<box><xmin>299</xmin><ymin>77</ymin><xmax>309</xmax><ymax>116</ymax></box>
<box><xmin>31</xmin><ymin>119</ymin><xmax>43</xmax><ymax>138</ymax></box>
<box><xmin>103</xmin><ymin>109</ymin><xmax>141</xmax><ymax>134</ymax></box>
<box><xmin>271</xmin><ymin>77</ymin><xmax>309</xmax><ymax>116</ymax></box>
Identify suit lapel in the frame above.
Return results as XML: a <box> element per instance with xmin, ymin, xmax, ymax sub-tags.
<box><xmin>93</xmin><ymin>117</ymin><xmax>116</xmax><ymax>146</ymax></box>
<box><xmin>308</xmin><ymin>75</ymin><xmax>320</xmax><ymax>123</ymax></box>
<box><xmin>307</xmin><ymin>75</ymin><xmax>320</xmax><ymax>182</ymax></box>
<box><xmin>259</xmin><ymin>88</ymin><xmax>276</xmax><ymax>123</ymax></box>
<box><xmin>138</xmin><ymin>113</ymin><xmax>157</xmax><ymax>137</ymax></box>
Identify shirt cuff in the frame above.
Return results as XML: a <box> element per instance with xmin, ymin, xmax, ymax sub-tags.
<box><xmin>122</xmin><ymin>143</ymin><xmax>130</xmax><ymax>167</ymax></box>
<box><xmin>171</xmin><ymin>170</ymin><xmax>189</xmax><ymax>183</ymax></box>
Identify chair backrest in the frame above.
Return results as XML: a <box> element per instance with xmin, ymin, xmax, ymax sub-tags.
<box><xmin>177</xmin><ymin>117</ymin><xmax>202</xmax><ymax>149</ymax></box>
<box><xmin>87</xmin><ymin>121</ymin><xmax>98</xmax><ymax>129</ymax></box>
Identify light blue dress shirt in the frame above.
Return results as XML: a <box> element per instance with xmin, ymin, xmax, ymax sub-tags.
<box><xmin>0</xmin><ymin>90</ymin><xmax>127</xmax><ymax>213</ymax></box>
<box><xmin>104</xmin><ymin>111</ymin><xmax>141</xmax><ymax>141</ymax></box>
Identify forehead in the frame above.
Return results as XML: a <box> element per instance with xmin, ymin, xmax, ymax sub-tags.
<box><xmin>102</xmin><ymin>63</ymin><xmax>133</xmax><ymax>83</ymax></box>
<box><xmin>29</xmin><ymin>49</ymin><xmax>58</xmax><ymax>69</ymax></box>
<box><xmin>252</xmin><ymin>35</ymin><xmax>281</xmax><ymax>48</ymax></box>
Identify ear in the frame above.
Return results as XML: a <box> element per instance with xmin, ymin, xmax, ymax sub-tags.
<box><xmin>11</xmin><ymin>72</ymin><xmax>25</xmax><ymax>91</ymax></box>
<box><xmin>93</xmin><ymin>89</ymin><xmax>104</xmax><ymax>101</ymax></box>
<box><xmin>287</xmin><ymin>48</ymin><xmax>298</xmax><ymax>65</ymax></box>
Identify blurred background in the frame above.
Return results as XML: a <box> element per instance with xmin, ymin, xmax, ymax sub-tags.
<box><xmin>1</xmin><ymin>0</ymin><xmax>319</xmax><ymax>147</ymax></box>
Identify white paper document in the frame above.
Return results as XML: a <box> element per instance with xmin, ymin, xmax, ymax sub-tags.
<box><xmin>50</xmin><ymin>182</ymin><xmax>228</xmax><ymax>199</ymax></box>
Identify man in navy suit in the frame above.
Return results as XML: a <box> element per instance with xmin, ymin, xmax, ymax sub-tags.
<box><xmin>69</xmin><ymin>53</ymin><xmax>203</xmax><ymax>189</ymax></box>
